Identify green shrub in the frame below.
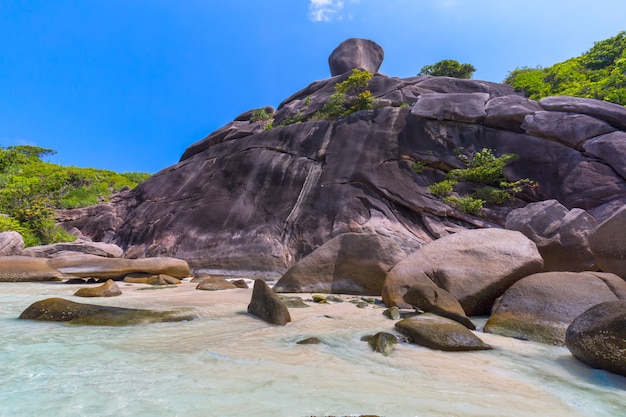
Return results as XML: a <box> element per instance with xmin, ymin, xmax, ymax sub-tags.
<box><xmin>443</xmin><ymin>196</ymin><xmax>484</xmax><ymax>215</ymax></box>
<box><xmin>314</xmin><ymin>69</ymin><xmax>375</xmax><ymax>120</ymax></box>
<box><xmin>428</xmin><ymin>179</ymin><xmax>457</xmax><ymax>197</ymax></box>
<box><xmin>427</xmin><ymin>148</ymin><xmax>536</xmax><ymax>216</ymax></box>
<box><xmin>411</xmin><ymin>161</ymin><xmax>427</xmax><ymax>173</ymax></box>
<box><xmin>250</xmin><ymin>108</ymin><xmax>273</xmax><ymax>123</ymax></box>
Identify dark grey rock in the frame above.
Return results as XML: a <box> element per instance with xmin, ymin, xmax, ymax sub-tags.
<box><xmin>539</xmin><ymin>96</ymin><xmax>626</xmax><ymax>130</ymax></box>
<box><xmin>566</xmin><ymin>300</ymin><xmax>626</xmax><ymax>377</ymax></box>
<box><xmin>328</xmin><ymin>38</ymin><xmax>384</xmax><ymax>77</ymax></box>
<box><xmin>521</xmin><ymin>111</ymin><xmax>615</xmax><ymax>149</ymax></box>
<box><xmin>505</xmin><ymin>200</ymin><xmax>598</xmax><ymax>272</ymax></box>
<box><xmin>584</xmin><ymin>131</ymin><xmax>626</xmax><ymax>179</ymax></box>
<box><xmin>411</xmin><ymin>92</ymin><xmax>489</xmax><ymax>123</ymax></box>
<box><xmin>588</xmin><ymin>205</ymin><xmax>626</xmax><ymax>278</ymax></box>
<box><xmin>484</xmin><ymin>95</ymin><xmax>542</xmax><ymax>132</ymax></box>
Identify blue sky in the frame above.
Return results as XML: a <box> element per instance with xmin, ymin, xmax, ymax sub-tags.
<box><xmin>1</xmin><ymin>0</ymin><xmax>625</xmax><ymax>174</ymax></box>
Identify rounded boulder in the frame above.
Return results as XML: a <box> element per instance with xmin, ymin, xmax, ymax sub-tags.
<box><xmin>328</xmin><ymin>38</ymin><xmax>384</xmax><ymax>77</ymax></box>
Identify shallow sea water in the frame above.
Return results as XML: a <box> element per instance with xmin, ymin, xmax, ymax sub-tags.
<box><xmin>0</xmin><ymin>282</ymin><xmax>624</xmax><ymax>417</ymax></box>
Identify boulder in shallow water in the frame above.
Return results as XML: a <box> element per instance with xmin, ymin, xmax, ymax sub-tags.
<box><xmin>395</xmin><ymin>313</ymin><xmax>491</xmax><ymax>352</ymax></box>
<box><xmin>74</xmin><ymin>279</ymin><xmax>122</xmax><ymax>297</ymax></box>
<box><xmin>383</xmin><ymin>228</ymin><xmax>543</xmax><ymax>315</ymax></box>
<box><xmin>0</xmin><ymin>256</ymin><xmax>63</xmax><ymax>282</ymax></box>
<box><xmin>484</xmin><ymin>271</ymin><xmax>626</xmax><ymax>345</ymax></box>
<box><xmin>566</xmin><ymin>300</ymin><xmax>626</xmax><ymax>377</ymax></box>
<box><xmin>196</xmin><ymin>276</ymin><xmax>237</xmax><ymax>291</ymax></box>
<box><xmin>247</xmin><ymin>279</ymin><xmax>291</xmax><ymax>325</ymax></box>
<box><xmin>19</xmin><ymin>297</ymin><xmax>194</xmax><ymax>325</ymax></box>
<box><xmin>361</xmin><ymin>332</ymin><xmax>398</xmax><ymax>355</ymax></box>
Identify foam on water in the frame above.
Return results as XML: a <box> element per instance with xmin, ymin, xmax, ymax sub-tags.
<box><xmin>0</xmin><ymin>282</ymin><xmax>624</xmax><ymax>417</ymax></box>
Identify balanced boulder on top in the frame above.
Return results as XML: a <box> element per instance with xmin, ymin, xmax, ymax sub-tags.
<box><xmin>328</xmin><ymin>38</ymin><xmax>384</xmax><ymax>76</ymax></box>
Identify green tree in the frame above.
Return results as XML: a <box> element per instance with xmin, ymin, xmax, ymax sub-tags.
<box><xmin>0</xmin><ymin>145</ymin><xmax>150</xmax><ymax>246</ymax></box>
<box><xmin>505</xmin><ymin>31</ymin><xmax>626</xmax><ymax>105</ymax></box>
<box><xmin>419</xmin><ymin>59</ymin><xmax>476</xmax><ymax>79</ymax></box>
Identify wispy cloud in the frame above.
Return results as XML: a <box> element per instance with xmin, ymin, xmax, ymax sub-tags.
<box><xmin>308</xmin><ymin>0</ymin><xmax>345</xmax><ymax>22</ymax></box>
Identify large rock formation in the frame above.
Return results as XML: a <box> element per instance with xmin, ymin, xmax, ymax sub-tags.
<box><xmin>505</xmin><ymin>200</ymin><xmax>598</xmax><ymax>272</ymax></box>
<box><xmin>382</xmin><ymin>228</ymin><xmax>544</xmax><ymax>315</ymax></box>
<box><xmin>273</xmin><ymin>233</ymin><xmax>406</xmax><ymax>295</ymax></box>
<box><xmin>57</xmin><ymin>39</ymin><xmax>626</xmax><ymax>276</ymax></box>
<box><xmin>0</xmin><ymin>256</ymin><xmax>64</xmax><ymax>282</ymax></box>
<box><xmin>588</xmin><ymin>206</ymin><xmax>626</xmax><ymax>279</ymax></box>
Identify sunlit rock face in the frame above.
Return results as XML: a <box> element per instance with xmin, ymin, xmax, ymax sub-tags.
<box><xmin>60</xmin><ymin>39</ymin><xmax>626</xmax><ymax>275</ymax></box>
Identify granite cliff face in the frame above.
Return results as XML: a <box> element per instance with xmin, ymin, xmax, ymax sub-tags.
<box><xmin>61</xmin><ymin>40</ymin><xmax>626</xmax><ymax>274</ymax></box>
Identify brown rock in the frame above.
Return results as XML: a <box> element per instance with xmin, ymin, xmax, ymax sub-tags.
<box><xmin>0</xmin><ymin>256</ymin><xmax>63</xmax><ymax>282</ymax></box>
<box><xmin>403</xmin><ymin>284</ymin><xmax>475</xmax><ymax>330</ymax></box>
<box><xmin>484</xmin><ymin>271</ymin><xmax>626</xmax><ymax>345</ymax></box>
<box><xmin>196</xmin><ymin>276</ymin><xmax>237</xmax><ymax>291</ymax></box>
<box><xmin>74</xmin><ymin>279</ymin><xmax>122</xmax><ymax>297</ymax></box>
<box><xmin>588</xmin><ymin>205</ymin><xmax>626</xmax><ymax>279</ymax></box>
<box><xmin>48</xmin><ymin>254</ymin><xmax>190</xmax><ymax>280</ymax></box>
<box><xmin>383</xmin><ymin>229</ymin><xmax>543</xmax><ymax>315</ymax></box>
<box><xmin>274</xmin><ymin>233</ymin><xmax>406</xmax><ymax>295</ymax></box>
<box><xmin>247</xmin><ymin>279</ymin><xmax>291</xmax><ymax>325</ymax></box>
<box><xmin>0</xmin><ymin>231</ymin><xmax>24</xmax><ymax>256</ymax></box>
<box><xmin>395</xmin><ymin>314</ymin><xmax>491</xmax><ymax>352</ymax></box>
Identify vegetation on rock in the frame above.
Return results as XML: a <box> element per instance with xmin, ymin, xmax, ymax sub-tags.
<box><xmin>419</xmin><ymin>59</ymin><xmax>476</xmax><ymax>79</ymax></box>
<box><xmin>505</xmin><ymin>31</ymin><xmax>626</xmax><ymax>105</ymax></box>
<box><xmin>0</xmin><ymin>145</ymin><xmax>150</xmax><ymax>246</ymax></box>
<box><xmin>426</xmin><ymin>148</ymin><xmax>536</xmax><ymax>215</ymax></box>
<box><xmin>314</xmin><ymin>69</ymin><xmax>376</xmax><ymax>120</ymax></box>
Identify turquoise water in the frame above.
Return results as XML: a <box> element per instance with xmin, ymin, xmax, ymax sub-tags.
<box><xmin>0</xmin><ymin>282</ymin><xmax>625</xmax><ymax>417</ymax></box>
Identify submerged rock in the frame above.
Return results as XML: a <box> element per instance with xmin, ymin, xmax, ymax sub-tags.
<box><xmin>395</xmin><ymin>314</ymin><xmax>491</xmax><ymax>352</ymax></box>
<box><xmin>566</xmin><ymin>300</ymin><xmax>626</xmax><ymax>377</ymax></box>
<box><xmin>361</xmin><ymin>332</ymin><xmax>398</xmax><ymax>355</ymax></box>
<box><xmin>247</xmin><ymin>279</ymin><xmax>291</xmax><ymax>325</ymax></box>
<box><xmin>19</xmin><ymin>297</ymin><xmax>194</xmax><ymax>325</ymax></box>
<box><xmin>195</xmin><ymin>276</ymin><xmax>237</xmax><ymax>291</ymax></box>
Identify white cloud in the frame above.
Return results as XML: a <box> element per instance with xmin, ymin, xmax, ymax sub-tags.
<box><xmin>309</xmin><ymin>0</ymin><xmax>345</xmax><ymax>22</ymax></box>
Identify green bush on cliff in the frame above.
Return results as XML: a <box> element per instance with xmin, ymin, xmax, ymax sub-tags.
<box><xmin>419</xmin><ymin>59</ymin><xmax>476</xmax><ymax>79</ymax></box>
<box><xmin>428</xmin><ymin>148</ymin><xmax>536</xmax><ymax>215</ymax></box>
<box><xmin>505</xmin><ymin>31</ymin><xmax>626</xmax><ymax>105</ymax></box>
<box><xmin>314</xmin><ymin>69</ymin><xmax>375</xmax><ymax>120</ymax></box>
<box><xmin>0</xmin><ymin>145</ymin><xmax>150</xmax><ymax>246</ymax></box>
